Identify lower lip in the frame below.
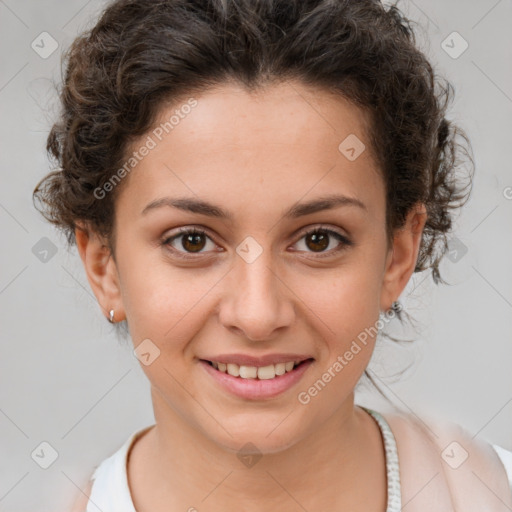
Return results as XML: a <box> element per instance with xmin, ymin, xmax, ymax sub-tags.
<box><xmin>200</xmin><ymin>359</ymin><xmax>314</xmax><ymax>400</ymax></box>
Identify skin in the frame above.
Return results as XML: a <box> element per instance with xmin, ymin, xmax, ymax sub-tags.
<box><xmin>74</xmin><ymin>79</ymin><xmax>427</xmax><ymax>512</ymax></box>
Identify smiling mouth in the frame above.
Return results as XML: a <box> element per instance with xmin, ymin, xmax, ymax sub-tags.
<box><xmin>201</xmin><ymin>358</ymin><xmax>314</xmax><ymax>380</ymax></box>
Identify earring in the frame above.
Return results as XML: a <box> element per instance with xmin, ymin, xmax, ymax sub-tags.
<box><xmin>108</xmin><ymin>309</ymin><xmax>115</xmax><ymax>323</ymax></box>
<box><xmin>390</xmin><ymin>301</ymin><xmax>401</xmax><ymax>313</ymax></box>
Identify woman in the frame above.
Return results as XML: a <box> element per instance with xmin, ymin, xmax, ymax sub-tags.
<box><xmin>33</xmin><ymin>0</ymin><xmax>512</xmax><ymax>510</ymax></box>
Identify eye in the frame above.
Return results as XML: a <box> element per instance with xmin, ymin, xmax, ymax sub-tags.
<box><xmin>161</xmin><ymin>227</ymin><xmax>218</xmax><ymax>259</ymax></box>
<box><xmin>292</xmin><ymin>225</ymin><xmax>353</xmax><ymax>257</ymax></box>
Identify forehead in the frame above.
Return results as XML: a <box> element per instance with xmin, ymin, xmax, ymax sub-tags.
<box><xmin>116</xmin><ymin>80</ymin><xmax>385</xmax><ymax>223</ymax></box>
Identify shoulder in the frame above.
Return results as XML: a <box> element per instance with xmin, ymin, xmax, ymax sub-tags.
<box><xmin>493</xmin><ymin>444</ymin><xmax>512</xmax><ymax>488</ymax></box>
<box><xmin>69</xmin><ymin>478</ymin><xmax>93</xmax><ymax>512</ymax></box>
<box><xmin>66</xmin><ymin>441</ymin><xmax>130</xmax><ymax>512</ymax></box>
<box><xmin>67</xmin><ymin>425</ymin><xmax>155</xmax><ymax>511</ymax></box>
<box><xmin>380</xmin><ymin>407</ymin><xmax>509</xmax><ymax>473</ymax></box>
<box><xmin>378</xmin><ymin>408</ymin><xmax>512</xmax><ymax>510</ymax></box>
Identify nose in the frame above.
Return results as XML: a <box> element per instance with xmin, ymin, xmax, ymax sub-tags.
<box><xmin>218</xmin><ymin>249</ymin><xmax>296</xmax><ymax>342</ymax></box>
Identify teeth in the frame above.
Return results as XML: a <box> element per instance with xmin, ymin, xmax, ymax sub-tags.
<box><xmin>257</xmin><ymin>365</ymin><xmax>276</xmax><ymax>380</ymax></box>
<box><xmin>274</xmin><ymin>363</ymin><xmax>286</xmax><ymax>376</ymax></box>
<box><xmin>239</xmin><ymin>366</ymin><xmax>258</xmax><ymax>379</ymax></box>
<box><xmin>226</xmin><ymin>363</ymin><xmax>240</xmax><ymax>377</ymax></box>
<box><xmin>211</xmin><ymin>360</ymin><xmax>302</xmax><ymax>379</ymax></box>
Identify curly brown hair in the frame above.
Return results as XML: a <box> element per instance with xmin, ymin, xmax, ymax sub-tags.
<box><xmin>33</xmin><ymin>0</ymin><xmax>473</xmax><ymax>293</ymax></box>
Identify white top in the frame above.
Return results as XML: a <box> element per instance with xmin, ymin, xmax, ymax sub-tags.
<box><xmin>85</xmin><ymin>408</ymin><xmax>512</xmax><ymax>512</ymax></box>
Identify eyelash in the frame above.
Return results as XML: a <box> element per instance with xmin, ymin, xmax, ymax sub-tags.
<box><xmin>161</xmin><ymin>225</ymin><xmax>353</xmax><ymax>260</ymax></box>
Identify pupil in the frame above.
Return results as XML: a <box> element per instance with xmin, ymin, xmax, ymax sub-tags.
<box><xmin>183</xmin><ymin>232</ymin><xmax>205</xmax><ymax>252</ymax></box>
<box><xmin>307</xmin><ymin>231</ymin><xmax>328</xmax><ymax>252</ymax></box>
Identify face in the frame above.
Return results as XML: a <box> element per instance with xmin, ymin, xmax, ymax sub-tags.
<box><xmin>78</xmin><ymin>80</ymin><xmax>425</xmax><ymax>454</ymax></box>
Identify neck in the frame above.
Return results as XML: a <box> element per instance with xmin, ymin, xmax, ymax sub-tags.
<box><xmin>128</xmin><ymin>388</ymin><xmax>387</xmax><ymax>512</ymax></box>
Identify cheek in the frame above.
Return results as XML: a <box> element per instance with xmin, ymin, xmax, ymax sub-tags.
<box><xmin>117</xmin><ymin>247</ymin><xmax>217</xmax><ymax>345</ymax></box>
<box><xmin>302</xmin><ymin>257</ymin><xmax>383</xmax><ymax>330</ymax></box>
<box><xmin>293</xmin><ymin>256</ymin><xmax>384</xmax><ymax>373</ymax></box>
<box><xmin>294</xmin><ymin>278</ymin><xmax>382</xmax><ymax>412</ymax></box>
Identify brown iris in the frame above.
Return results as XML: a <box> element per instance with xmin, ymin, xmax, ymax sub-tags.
<box><xmin>181</xmin><ymin>231</ymin><xmax>206</xmax><ymax>252</ymax></box>
<box><xmin>305</xmin><ymin>230</ymin><xmax>329</xmax><ymax>252</ymax></box>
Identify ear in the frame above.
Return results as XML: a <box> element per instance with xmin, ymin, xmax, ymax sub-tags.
<box><xmin>75</xmin><ymin>222</ymin><xmax>125</xmax><ymax>323</ymax></box>
<box><xmin>380</xmin><ymin>203</ymin><xmax>427</xmax><ymax>311</ymax></box>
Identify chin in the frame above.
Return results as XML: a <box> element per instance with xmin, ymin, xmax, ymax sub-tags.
<box><xmin>203</xmin><ymin>418</ymin><xmax>306</xmax><ymax>457</ymax></box>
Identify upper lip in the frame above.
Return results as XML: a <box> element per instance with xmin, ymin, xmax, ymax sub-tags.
<box><xmin>200</xmin><ymin>353</ymin><xmax>314</xmax><ymax>367</ymax></box>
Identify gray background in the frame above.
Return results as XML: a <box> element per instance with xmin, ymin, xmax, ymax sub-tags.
<box><xmin>1</xmin><ymin>0</ymin><xmax>511</xmax><ymax>510</ymax></box>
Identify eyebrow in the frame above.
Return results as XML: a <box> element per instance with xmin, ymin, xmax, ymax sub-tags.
<box><xmin>141</xmin><ymin>194</ymin><xmax>367</xmax><ymax>220</ymax></box>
